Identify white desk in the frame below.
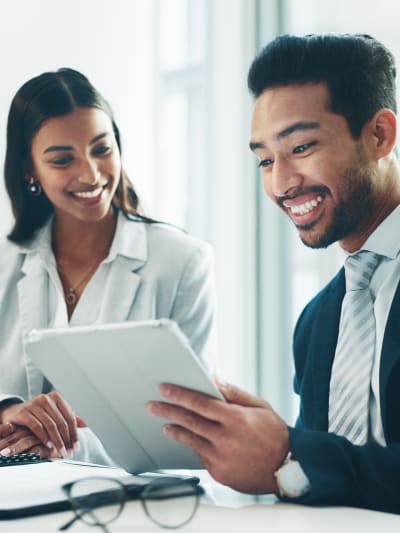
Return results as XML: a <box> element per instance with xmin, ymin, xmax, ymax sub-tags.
<box><xmin>3</xmin><ymin>500</ymin><xmax>400</xmax><ymax>533</ymax></box>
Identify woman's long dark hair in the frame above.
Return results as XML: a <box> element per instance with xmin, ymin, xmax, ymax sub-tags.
<box><xmin>5</xmin><ymin>68</ymin><xmax>146</xmax><ymax>243</ymax></box>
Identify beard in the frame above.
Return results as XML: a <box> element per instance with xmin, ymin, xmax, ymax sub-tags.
<box><xmin>296</xmin><ymin>151</ymin><xmax>376</xmax><ymax>249</ymax></box>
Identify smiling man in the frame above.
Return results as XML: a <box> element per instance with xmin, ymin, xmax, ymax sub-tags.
<box><xmin>148</xmin><ymin>34</ymin><xmax>400</xmax><ymax>514</ymax></box>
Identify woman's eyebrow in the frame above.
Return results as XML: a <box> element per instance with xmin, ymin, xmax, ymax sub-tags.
<box><xmin>42</xmin><ymin>132</ymin><xmax>111</xmax><ymax>154</ymax></box>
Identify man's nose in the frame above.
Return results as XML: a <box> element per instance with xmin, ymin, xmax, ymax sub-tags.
<box><xmin>269</xmin><ymin>157</ymin><xmax>303</xmax><ymax>198</ymax></box>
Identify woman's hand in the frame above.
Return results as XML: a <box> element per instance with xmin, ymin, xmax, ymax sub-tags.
<box><xmin>0</xmin><ymin>423</ymin><xmax>60</xmax><ymax>458</ymax></box>
<box><xmin>0</xmin><ymin>391</ymin><xmax>78</xmax><ymax>457</ymax></box>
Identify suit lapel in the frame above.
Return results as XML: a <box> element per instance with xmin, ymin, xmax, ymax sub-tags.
<box><xmin>97</xmin><ymin>256</ymin><xmax>144</xmax><ymax>323</ymax></box>
<box><xmin>380</xmin><ymin>279</ymin><xmax>400</xmax><ymax>440</ymax></box>
<box><xmin>309</xmin><ymin>269</ymin><xmax>345</xmax><ymax>430</ymax></box>
<box><xmin>97</xmin><ymin>214</ymin><xmax>147</xmax><ymax>323</ymax></box>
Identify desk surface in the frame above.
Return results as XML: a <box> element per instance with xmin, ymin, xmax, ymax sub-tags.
<box><xmin>4</xmin><ymin>500</ymin><xmax>400</xmax><ymax>533</ymax></box>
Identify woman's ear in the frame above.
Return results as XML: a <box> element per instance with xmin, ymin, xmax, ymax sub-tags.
<box><xmin>365</xmin><ymin>108</ymin><xmax>397</xmax><ymax>159</ymax></box>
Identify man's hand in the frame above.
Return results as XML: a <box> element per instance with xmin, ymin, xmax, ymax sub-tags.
<box><xmin>0</xmin><ymin>423</ymin><xmax>60</xmax><ymax>459</ymax></box>
<box><xmin>0</xmin><ymin>391</ymin><xmax>78</xmax><ymax>458</ymax></box>
<box><xmin>147</xmin><ymin>379</ymin><xmax>290</xmax><ymax>494</ymax></box>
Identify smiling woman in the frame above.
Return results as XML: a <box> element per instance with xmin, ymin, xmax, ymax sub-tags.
<box><xmin>0</xmin><ymin>68</ymin><xmax>217</xmax><ymax>466</ymax></box>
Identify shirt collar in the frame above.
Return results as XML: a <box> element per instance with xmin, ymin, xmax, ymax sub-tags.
<box><xmin>360</xmin><ymin>205</ymin><xmax>400</xmax><ymax>260</ymax></box>
<box><xmin>15</xmin><ymin>210</ymin><xmax>148</xmax><ymax>271</ymax></box>
<box><xmin>105</xmin><ymin>211</ymin><xmax>147</xmax><ymax>263</ymax></box>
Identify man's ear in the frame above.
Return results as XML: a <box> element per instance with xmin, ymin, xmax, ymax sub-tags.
<box><xmin>365</xmin><ymin>108</ymin><xmax>397</xmax><ymax>159</ymax></box>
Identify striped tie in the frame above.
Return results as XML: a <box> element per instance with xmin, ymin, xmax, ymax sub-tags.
<box><xmin>328</xmin><ymin>251</ymin><xmax>382</xmax><ymax>445</ymax></box>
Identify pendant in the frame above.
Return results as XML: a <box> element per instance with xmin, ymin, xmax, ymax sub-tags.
<box><xmin>66</xmin><ymin>289</ymin><xmax>77</xmax><ymax>305</ymax></box>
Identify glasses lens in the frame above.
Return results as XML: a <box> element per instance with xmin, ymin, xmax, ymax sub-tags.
<box><xmin>68</xmin><ymin>477</ymin><xmax>124</xmax><ymax>526</ymax></box>
<box><xmin>142</xmin><ymin>478</ymin><xmax>201</xmax><ymax>529</ymax></box>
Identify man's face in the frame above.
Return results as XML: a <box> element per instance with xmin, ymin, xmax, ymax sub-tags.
<box><xmin>250</xmin><ymin>83</ymin><xmax>376</xmax><ymax>250</ymax></box>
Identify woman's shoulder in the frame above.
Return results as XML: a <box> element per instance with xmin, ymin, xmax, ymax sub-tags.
<box><xmin>0</xmin><ymin>238</ymin><xmax>24</xmax><ymax>283</ymax></box>
<box><xmin>124</xmin><ymin>216</ymin><xmax>212</xmax><ymax>257</ymax></box>
<box><xmin>148</xmin><ymin>221</ymin><xmax>209</xmax><ymax>246</ymax></box>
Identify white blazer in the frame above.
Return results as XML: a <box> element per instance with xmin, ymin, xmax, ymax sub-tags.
<box><xmin>0</xmin><ymin>212</ymin><xmax>217</xmax><ymax>463</ymax></box>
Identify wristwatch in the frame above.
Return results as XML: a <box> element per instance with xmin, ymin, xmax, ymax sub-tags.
<box><xmin>274</xmin><ymin>456</ymin><xmax>311</xmax><ymax>498</ymax></box>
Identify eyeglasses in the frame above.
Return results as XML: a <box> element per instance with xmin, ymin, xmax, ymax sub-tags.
<box><xmin>59</xmin><ymin>476</ymin><xmax>204</xmax><ymax>532</ymax></box>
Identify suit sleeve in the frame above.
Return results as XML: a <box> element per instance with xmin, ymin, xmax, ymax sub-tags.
<box><xmin>287</xmin><ymin>426</ymin><xmax>400</xmax><ymax>514</ymax></box>
<box><xmin>285</xmin><ymin>276</ymin><xmax>400</xmax><ymax>515</ymax></box>
<box><xmin>169</xmin><ymin>242</ymin><xmax>218</xmax><ymax>374</ymax></box>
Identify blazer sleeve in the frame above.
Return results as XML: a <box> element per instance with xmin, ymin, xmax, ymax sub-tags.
<box><xmin>285</xmin><ymin>271</ymin><xmax>400</xmax><ymax>514</ymax></box>
<box><xmin>287</xmin><ymin>426</ymin><xmax>400</xmax><ymax>514</ymax></box>
<box><xmin>169</xmin><ymin>241</ymin><xmax>218</xmax><ymax>374</ymax></box>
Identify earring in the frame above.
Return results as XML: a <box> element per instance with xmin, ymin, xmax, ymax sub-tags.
<box><xmin>27</xmin><ymin>177</ymin><xmax>42</xmax><ymax>196</ymax></box>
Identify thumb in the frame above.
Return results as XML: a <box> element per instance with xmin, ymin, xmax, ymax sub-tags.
<box><xmin>214</xmin><ymin>376</ymin><xmax>267</xmax><ymax>408</ymax></box>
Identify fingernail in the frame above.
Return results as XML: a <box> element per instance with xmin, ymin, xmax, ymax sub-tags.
<box><xmin>0</xmin><ymin>448</ymin><xmax>11</xmax><ymax>457</ymax></box>
<box><xmin>214</xmin><ymin>375</ymin><xmax>227</xmax><ymax>387</ymax></box>
<box><xmin>73</xmin><ymin>441</ymin><xmax>80</xmax><ymax>452</ymax></box>
<box><xmin>147</xmin><ymin>402</ymin><xmax>157</xmax><ymax>415</ymax></box>
<box><xmin>60</xmin><ymin>446</ymin><xmax>67</xmax><ymax>458</ymax></box>
<box><xmin>159</xmin><ymin>384</ymin><xmax>172</xmax><ymax>397</ymax></box>
<box><xmin>46</xmin><ymin>441</ymin><xmax>53</xmax><ymax>449</ymax></box>
<box><xmin>163</xmin><ymin>425</ymin><xmax>172</xmax><ymax>437</ymax></box>
<box><xmin>66</xmin><ymin>449</ymin><xmax>74</xmax><ymax>459</ymax></box>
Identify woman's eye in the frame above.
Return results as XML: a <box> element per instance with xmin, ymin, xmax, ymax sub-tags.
<box><xmin>52</xmin><ymin>155</ymin><xmax>73</xmax><ymax>166</ymax></box>
<box><xmin>293</xmin><ymin>142</ymin><xmax>316</xmax><ymax>154</ymax></box>
<box><xmin>93</xmin><ymin>145</ymin><xmax>110</xmax><ymax>156</ymax></box>
<box><xmin>258</xmin><ymin>158</ymin><xmax>273</xmax><ymax>168</ymax></box>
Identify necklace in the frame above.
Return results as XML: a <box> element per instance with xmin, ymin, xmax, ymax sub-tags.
<box><xmin>57</xmin><ymin>251</ymin><xmax>106</xmax><ymax>306</ymax></box>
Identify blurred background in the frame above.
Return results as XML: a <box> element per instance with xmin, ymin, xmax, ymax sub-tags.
<box><xmin>1</xmin><ymin>0</ymin><xmax>399</xmax><ymax>424</ymax></box>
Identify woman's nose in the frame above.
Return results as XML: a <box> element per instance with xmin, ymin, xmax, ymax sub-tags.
<box><xmin>77</xmin><ymin>159</ymin><xmax>100</xmax><ymax>185</ymax></box>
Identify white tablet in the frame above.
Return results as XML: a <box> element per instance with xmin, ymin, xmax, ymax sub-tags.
<box><xmin>25</xmin><ymin>319</ymin><xmax>224</xmax><ymax>473</ymax></box>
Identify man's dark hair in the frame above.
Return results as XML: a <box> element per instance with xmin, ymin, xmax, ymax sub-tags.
<box><xmin>247</xmin><ymin>34</ymin><xmax>397</xmax><ymax>138</ymax></box>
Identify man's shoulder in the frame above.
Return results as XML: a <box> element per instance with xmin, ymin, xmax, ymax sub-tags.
<box><xmin>301</xmin><ymin>268</ymin><xmax>345</xmax><ymax>319</ymax></box>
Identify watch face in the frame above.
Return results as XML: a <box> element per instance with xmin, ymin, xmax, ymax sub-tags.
<box><xmin>276</xmin><ymin>460</ymin><xmax>311</xmax><ymax>498</ymax></box>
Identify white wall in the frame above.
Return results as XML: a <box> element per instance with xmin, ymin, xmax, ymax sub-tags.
<box><xmin>0</xmin><ymin>0</ymin><xmax>156</xmax><ymax>237</ymax></box>
<box><xmin>207</xmin><ymin>0</ymin><xmax>258</xmax><ymax>390</ymax></box>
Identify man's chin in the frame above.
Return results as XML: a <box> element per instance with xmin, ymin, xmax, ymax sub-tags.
<box><xmin>297</xmin><ymin>225</ymin><xmax>334</xmax><ymax>249</ymax></box>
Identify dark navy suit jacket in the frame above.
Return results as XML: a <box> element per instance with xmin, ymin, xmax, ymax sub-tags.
<box><xmin>287</xmin><ymin>267</ymin><xmax>400</xmax><ymax>514</ymax></box>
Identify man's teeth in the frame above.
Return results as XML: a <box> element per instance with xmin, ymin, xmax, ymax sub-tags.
<box><xmin>290</xmin><ymin>196</ymin><xmax>323</xmax><ymax>215</ymax></box>
<box><xmin>73</xmin><ymin>187</ymin><xmax>103</xmax><ymax>199</ymax></box>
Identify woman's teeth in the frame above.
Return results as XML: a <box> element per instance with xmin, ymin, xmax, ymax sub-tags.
<box><xmin>73</xmin><ymin>186</ymin><xmax>103</xmax><ymax>199</ymax></box>
<box><xmin>290</xmin><ymin>195</ymin><xmax>323</xmax><ymax>215</ymax></box>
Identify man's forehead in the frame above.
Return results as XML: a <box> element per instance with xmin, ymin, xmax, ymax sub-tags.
<box><xmin>250</xmin><ymin>83</ymin><xmax>330</xmax><ymax>142</ymax></box>
<box><xmin>253</xmin><ymin>82</ymin><xmax>330</xmax><ymax>117</ymax></box>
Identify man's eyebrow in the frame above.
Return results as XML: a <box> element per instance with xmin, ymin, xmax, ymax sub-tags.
<box><xmin>249</xmin><ymin>121</ymin><xmax>320</xmax><ymax>152</ymax></box>
<box><xmin>277</xmin><ymin>121</ymin><xmax>320</xmax><ymax>139</ymax></box>
<box><xmin>249</xmin><ymin>141</ymin><xmax>265</xmax><ymax>152</ymax></box>
<box><xmin>43</xmin><ymin>132</ymin><xmax>110</xmax><ymax>154</ymax></box>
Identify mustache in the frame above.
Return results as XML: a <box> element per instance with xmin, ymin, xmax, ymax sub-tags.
<box><xmin>277</xmin><ymin>186</ymin><xmax>329</xmax><ymax>209</ymax></box>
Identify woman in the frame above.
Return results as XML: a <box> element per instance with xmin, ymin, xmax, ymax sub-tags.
<box><xmin>0</xmin><ymin>68</ymin><xmax>217</xmax><ymax>464</ymax></box>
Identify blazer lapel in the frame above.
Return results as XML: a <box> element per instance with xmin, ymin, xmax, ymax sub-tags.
<box><xmin>97</xmin><ymin>214</ymin><xmax>147</xmax><ymax>323</ymax></box>
<box><xmin>17</xmin><ymin>254</ymin><xmax>49</xmax><ymax>398</ymax></box>
<box><xmin>309</xmin><ymin>269</ymin><xmax>345</xmax><ymax>430</ymax></box>
<box><xmin>380</xmin><ymin>279</ymin><xmax>400</xmax><ymax>441</ymax></box>
<box><xmin>98</xmin><ymin>256</ymin><xmax>144</xmax><ymax>323</ymax></box>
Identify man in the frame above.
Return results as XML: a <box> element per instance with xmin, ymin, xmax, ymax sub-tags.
<box><xmin>148</xmin><ymin>34</ymin><xmax>400</xmax><ymax>514</ymax></box>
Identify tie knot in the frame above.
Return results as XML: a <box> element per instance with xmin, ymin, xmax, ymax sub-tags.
<box><xmin>345</xmin><ymin>251</ymin><xmax>381</xmax><ymax>291</ymax></box>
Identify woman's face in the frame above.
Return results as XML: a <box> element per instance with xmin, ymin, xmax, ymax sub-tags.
<box><xmin>30</xmin><ymin>107</ymin><xmax>122</xmax><ymax>225</ymax></box>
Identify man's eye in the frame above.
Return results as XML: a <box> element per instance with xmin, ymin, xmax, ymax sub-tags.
<box><xmin>52</xmin><ymin>155</ymin><xmax>73</xmax><ymax>166</ymax></box>
<box><xmin>258</xmin><ymin>158</ymin><xmax>273</xmax><ymax>168</ymax></box>
<box><xmin>293</xmin><ymin>142</ymin><xmax>316</xmax><ymax>154</ymax></box>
